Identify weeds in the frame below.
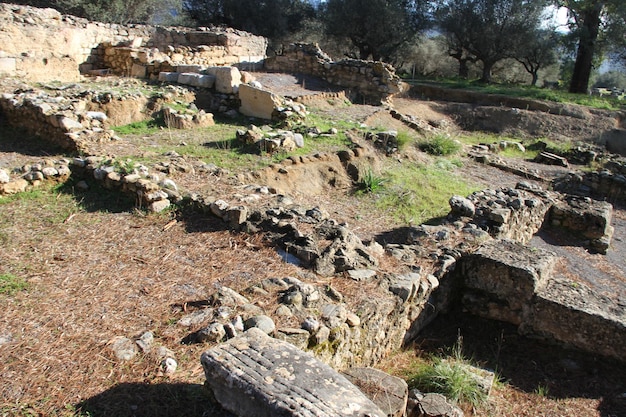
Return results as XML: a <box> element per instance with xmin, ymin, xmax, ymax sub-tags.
<box><xmin>373</xmin><ymin>162</ymin><xmax>479</xmax><ymax>224</ymax></box>
<box><xmin>112</xmin><ymin>119</ymin><xmax>162</xmax><ymax>135</ymax></box>
<box><xmin>357</xmin><ymin>169</ymin><xmax>386</xmax><ymax>194</ymax></box>
<box><xmin>0</xmin><ymin>273</ymin><xmax>28</xmax><ymax>295</ymax></box>
<box><xmin>407</xmin><ymin>338</ymin><xmax>489</xmax><ymax>408</ymax></box>
<box><xmin>419</xmin><ymin>134</ymin><xmax>461</xmax><ymax>156</ymax></box>
<box><xmin>534</xmin><ymin>384</ymin><xmax>550</xmax><ymax>397</ymax></box>
<box><xmin>112</xmin><ymin>158</ymin><xmax>138</xmax><ymax>175</ymax></box>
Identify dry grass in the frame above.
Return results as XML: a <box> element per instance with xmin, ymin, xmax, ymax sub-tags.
<box><xmin>0</xmin><ymin>186</ymin><xmax>302</xmax><ymax>416</ymax></box>
<box><xmin>1</xmin><ymin>86</ymin><xmax>625</xmax><ymax>417</ymax></box>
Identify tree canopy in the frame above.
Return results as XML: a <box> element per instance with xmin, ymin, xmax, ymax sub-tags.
<box><xmin>436</xmin><ymin>0</ymin><xmax>549</xmax><ymax>83</ymax></box>
<box><xmin>183</xmin><ymin>0</ymin><xmax>316</xmax><ymax>40</ymax></box>
<box><xmin>322</xmin><ymin>0</ymin><xmax>431</xmax><ymax>62</ymax></box>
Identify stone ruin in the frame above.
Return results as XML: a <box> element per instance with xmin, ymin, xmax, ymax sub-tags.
<box><xmin>1</xmin><ymin>4</ymin><xmax>625</xmax><ymax>417</ymax></box>
<box><xmin>265</xmin><ymin>43</ymin><xmax>408</xmax><ymax>104</ymax></box>
<box><xmin>0</xmin><ymin>3</ymin><xmax>267</xmax><ymax>82</ymax></box>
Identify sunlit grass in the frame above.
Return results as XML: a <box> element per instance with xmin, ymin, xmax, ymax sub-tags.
<box><xmin>365</xmin><ymin>160</ymin><xmax>480</xmax><ymax>224</ymax></box>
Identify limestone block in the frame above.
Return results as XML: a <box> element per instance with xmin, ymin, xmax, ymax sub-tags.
<box><xmin>176</xmin><ymin>64</ymin><xmax>201</xmax><ymax>73</ymax></box>
<box><xmin>158</xmin><ymin>72</ymin><xmax>179</xmax><ymax>82</ymax></box>
<box><xmin>177</xmin><ymin>72</ymin><xmax>198</xmax><ymax>85</ymax></box>
<box><xmin>130</xmin><ymin>63</ymin><xmax>146</xmax><ymax>78</ymax></box>
<box><xmin>459</xmin><ymin>240</ymin><xmax>557</xmax><ymax>324</ymax></box>
<box><xmin>195</xmin><ymin>74</ymin><xmax>216</xmax><ymax>88</ymax></box>
<box><xmin>0</xmin><ymin>179</ymin><xmax>29</xmax><ymax>195</ymax></box>
<box><xmin>523</xmin><ymin>276</ymin><xmax>626</xmax><ymax>361</ymax></box>
<box><xmin>130</xmin><ymin>37</ymin><xmax>143</xmax><ymax>48</ymax></box>
<box><xmin>343</xmin><ymin>367</ymin><xmax>408</xmax><ymax>417</ymax></box>
<box><xmin>0</xmin><ymin>57</ymin><xmax>16</xmax><ymax>73</ymax></box>
<box><xmin>550</xmin><ymin>196</ymin><xmax>613</xmax><ymax>240</ymax></box>
<box><xmin>149</xmin><ymin>199</ymin><xmax>170</xmax><ymax>213</ymax></box>
<box><xmin>206</xmin><ymin>66</ymin><xmax>241</xmax><ymax>94</ymax></box>
<box><xmin>239</xmin><ymin>83</ymin><xmax>281</xmax><ymax>120</ymax></box>
<box><xmin>200</xmin><ymin>328</ymin><xmax>385</xmax><ymax>417</ymax></box>
<box><xmin>57</xmin><ymin>116</ymin><xmax>84</xmax><ymax>131</ymax></box>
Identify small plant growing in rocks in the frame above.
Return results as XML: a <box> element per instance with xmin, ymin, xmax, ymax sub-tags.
<box><xmin>407</xmin><ymin>338</ymin><xmax>490</xmax><ymax>408</ymax></box>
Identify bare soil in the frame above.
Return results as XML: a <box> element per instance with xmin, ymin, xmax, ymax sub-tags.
<box><xmin>0</xmin><ymin>76</ymin><xmax>624</xmax><ymax>417</ymax></box>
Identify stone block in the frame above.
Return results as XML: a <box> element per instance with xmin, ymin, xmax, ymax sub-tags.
<box><xmin>195</xmin><ymin>74</ymin><xmax>216</xmax><ymax>88</ymax></box>
<box><xmin>177</xmin><ymin>72</ymin><xmax>198</xmax><ymax>85</ymax></box>
<box><xmin>130</xmin><ymin>63</ymin><xmax>146</xmax><ymax>78</ymax></box>
<box><xmin>201</xmin><ymin>328</ymin><xmax>385</xmax><ymax>417</ymax></box>
<box><xmin>459</xmin><ymin>240</ymin><xmax>557</xmax><ymax>323</ymax></box>
<box><xmin>0</xmin><ymin>57</ymin><xmax>17</xmax><ymax>73</ymax></box>
<box><xmin>158</xmin><ymin>72</ymin><xmax>179</xmax><ymax>82</ymax></box>
<box><xmin>523</xmin><ymin>276</ymin><xmax>626</xmax><ymax>361</ymax></box>
<box><xmin>206</xmin><ymin>66</ymin><xmax>241</xmax><ymax>94</ymax></box>
<box><xmin>549</xmin><ymin>196</ymin><xmax>613</xmax><ymax>240</ymax></box>
<box><xmin>343</xmin><ymin>367</ymin><xmax>408</xmax><ymax>417</ymax></box>
<box><xmin>238</xmin><ymin>83</ymin><xmax>281</xmax><ymax>120</ymax></box>
<box><xmin>176</xmin><ymin>64</ymin><xmax>201</xmax><ymax>73</ymax></box>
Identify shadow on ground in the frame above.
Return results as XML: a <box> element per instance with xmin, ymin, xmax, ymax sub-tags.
<box><xmin>75</xmin><ymin>382</ymin><xmax>233</xmax><ymax>417</ymax></box>
<box><xmin>56</xmin><ymin>178</ymin><xmax>138</xmax><ymax>213</ymax></box>
<box><xmin>414</xmin><ymin>309</ymin><xmax>626</xmax><ymax>417</ymax></box>
<box><xmin>0</xmin><ymin>122</ymin><xmax>68</xmax><ymax>157</ymax></box>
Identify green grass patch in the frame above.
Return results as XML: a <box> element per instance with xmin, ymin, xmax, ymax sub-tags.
<box><xmin>408</xmin><ymin>78</ymin><xmax>623</xmax><ymax>110</ymax></box>
<box><xmin>419</xmin><ymin>134</ymin><xmax>462</xmax><ymax>156</ymax></box>
<box><xmin>407</xmin><ymin>340</ymin><xmax>489</xmax><ymax>408</ymax></box>
<box><xmin>371</xmin><ymin>161</ymin><xmax>480</xmax><ymax>224</ymax></box>
<box><xmin>0</xmin><ymin>273</ymin><xmax>28</xmax><ymax>295</ymax></box>
<box><xmin>113</xmin><ymin>118</ymin><xmax>162</xmax><ymax>135</ymax></box>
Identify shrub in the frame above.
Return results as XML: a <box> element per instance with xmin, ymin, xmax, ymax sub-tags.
<box><xmin>419</xmin><ymin>135</ymin><xmax>461</xmax><ymax>156</ymax></box>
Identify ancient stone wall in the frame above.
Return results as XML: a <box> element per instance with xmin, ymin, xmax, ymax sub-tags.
<box><xmin>459</xmin><ymin>239</ymin><xmax>626</xmax><ymax>360</ymax></box>
<box><xmin>0</xmin><ymin>4</ymin><xmax>267</xmax><ymax>82</ymax></box>
<box><xmin>264</xmin><ymin>43</ymin><xmax>407</xmax><ymax>104</ymax></box>
<box><xmin>0</xmin><ymin>85</ymin><xmax>194</xmax><ymax>153</ymax></box>
<box><xmin>553</xmin><ymin>169</ymin><xmax>626</xmax><ymax>205</ymax></box>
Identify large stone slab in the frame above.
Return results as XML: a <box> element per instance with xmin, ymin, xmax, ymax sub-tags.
<box><xmin>522</xmin><ymin>276</ymin><xmax>626</xmax><ymax>361</ymax></box>
<box><xmin>239</xmin><ymin>83</ymin><xmax>282</xmax><ymax>120</ymax></box>
<box><xmin>201</xmin><ymin>328</ymin><xmax>385</xmax><ymax>417</ymax></box>
<box><xmin>459</xmin><ymin>239</ymin><xmax>557</xmax><ymax>325</ymax></box>
<box><xmin>343</xmin><ymin>367</ymin><xmax>408</xmax><ymax>417</ymax></box>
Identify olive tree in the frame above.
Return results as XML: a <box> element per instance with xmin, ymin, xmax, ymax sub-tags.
<box><xmin>436</xmin><ymin>0</ymin><xmax>548</xmax><ymax>83</ymax></box>
<box><xmin>556</xmin><ymin>0</ymin><xmax>626</xmax><ymax>93</ymax></box>
<box><xmin>322</xmin><ymin>0</ymin><xmax>431</xmax><ymax>62</ymax></box>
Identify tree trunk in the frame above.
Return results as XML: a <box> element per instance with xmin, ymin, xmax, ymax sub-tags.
<box><xmin>569</xmin><ymin>2</ymin><xmax>603</xmax><ymax>94</ymax></box>
<box><xmin>531</xmin><ymin>71</ymin><xmax>539</xmax><ymax>87</ymax></box>
<box><xmin>480</xmin><ymin>62</ymin><xmax>494</xmax><ymax>83</ymax></box>
<box><xmin>459</xmin><ymin>58</ymin><xmax>470</xmax><ymax>79</ymax></box>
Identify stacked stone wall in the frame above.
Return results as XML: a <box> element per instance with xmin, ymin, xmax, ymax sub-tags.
<box><xmin>0</xmin><ymin>4</ymin><xmax>267</xmax><ymax>82</ymax></box>
<box><xmin>553</xmin><ymin>169</ymin><xmax>626</xmax><ymax>205</ymax></box>
<box><xmin>264</xmin><ymin>43</ymin><xmax>407</xmax><ymax>104</ymax></box>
